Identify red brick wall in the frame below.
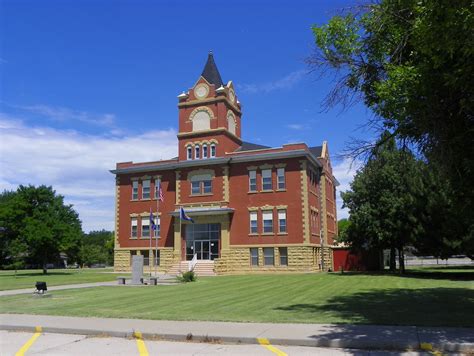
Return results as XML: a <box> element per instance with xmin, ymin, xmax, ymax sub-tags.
<box><xmin>228</xmin><ymin>158</ymin><xmax>304</xmax><ymax>245</ymax></box>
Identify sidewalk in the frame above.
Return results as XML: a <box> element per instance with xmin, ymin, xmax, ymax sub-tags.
<box><xmin>0</xmin><ymin>314</ymin><xmax>472</xmax><ymax>352</ymax></box>
<box><xmin>0</xmin><ymin>281</ymin><xmax>117</xmax><ymax>297</ymax></box>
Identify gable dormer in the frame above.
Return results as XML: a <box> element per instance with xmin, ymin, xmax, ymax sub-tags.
<box><xmin>177</xmin><ymin>52</ymin><xmax>243</xmax><ymax>161</ymax></box>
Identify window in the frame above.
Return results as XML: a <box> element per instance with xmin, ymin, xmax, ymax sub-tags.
<box><xmin>153</xmin><ymin>250</ymin><xmax>160</xmax><ymax>266</ymax></box>
<box><xmin>190</xmin><ymin>173</ymin><xmax>213</xmax><ymax>195</ymax></box>
<box><xmin>143</xmin><ymin>250</ymin><xmax>149</xmax><ymax>266</ymax></box>
<box><xmin>187</xmin><ymin>146</ymin><xmax>193</xmax><ymax>160</ymax></box>
<box><xmin>227</xmin><ymin>112</ymin><xmax>236</xmax><ymax>135</ymax></box>
<box><xmin>132</xmin><ymin>181</ymin><xmax>138</xmax><ymax>200</ymax></box>
<box><xmin>277</xmin><ymin>168</ymin><xmax>285</xmax><ymax>190</ymax></box>
<box><xmin>249</xmin><ymin>170</ymin><xmax>257</xmax><ymax>192</ymax></box>
<box><xmin>262</xmin><ymin>169</ymin><xmax>272</xmax><ymax>190</ymax></box>
<box><xmin>279</xmin><ymin>247</ymin><xmax>288</xmax><ymax>266</ymax></box>
<box><xmin>278</xmin><ymin>210</ymin><xmax>287</xmax><ymax>233</ymax></box>
<box><xmin>142</xmin><ymin>218</ymin><xmax>150</xmax><ymax>238</ymax></box>
<box><xmin>142</xmin><ymin>180</ymin><xmax>150</xmax><ymax>199</ymax></box>
<box><xmin>195</xmin><ymin>145</ymin><xmax>200</xmax><ymax>159</ymax></box>
<box><xmin>263</xmin><ymin>210</ymin><xmax>273</xmax><ymax>233</ymax></box>
<box><xmin>210</xmin><ymin>144</ymin><xmax>216</xmax><ymax>158</ymax></box>
<box><xmin>263</xmin><ymin>247</ymin><xmax>274</xmax><ymax>266</ymax></box>
<box><xmin>152</xmin><ymin>216</ymin><xmax>160</xmax><ymax>238</ymax></box>
<box><xmin>203</xmin><ymin>180</ymin><xmax>212</xmax><ymax>194</ymax></box>
<box><xmin>249</xmin><ymin>211</ymin><xmax>258</xmax><ymax>234</ymax></box>
<box><xmin>250</xmin><ymin>248</ymin><xmax>259</xmax><ymax>266</ymax></box>
<box><xmin>202</xmin><ymin>145</ymin><xmax>208</xmax><ymax>159</ymax></box>
<box><xmin>131</xmin><ymin>218</ymin><xmax>138</xmax><ymax>238</ymax></box>
<box><xmin>191</xmin><ymin>181</ymin><xmax>200</xmax><ymax>195</ymax></box>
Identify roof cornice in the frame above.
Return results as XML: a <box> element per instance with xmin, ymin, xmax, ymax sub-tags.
<box><xmin>111</xmin><ymin>149</ymin><xmax>322</xmax><ymax>175</ymax></box>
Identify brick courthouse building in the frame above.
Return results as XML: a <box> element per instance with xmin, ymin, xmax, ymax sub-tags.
<box><xmin>112</xmin><ymin>53</ymin><xmax>339</xmax><ymax>274</ymax></box>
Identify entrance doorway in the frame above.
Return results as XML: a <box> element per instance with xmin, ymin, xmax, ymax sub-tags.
<box><xmin>185</xmin><ymin>223</ymin><xmax>220</xmax><ymax>260</ymax></box>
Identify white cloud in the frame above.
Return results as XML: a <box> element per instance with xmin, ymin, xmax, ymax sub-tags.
<box><xmin>0</xmin><ymin>114</ymin><xmax>177</xmax><ymax>232</ymax></box>
<box><xmin>333</xmin><ymin>158</ymin><xmax>361</xmax><ymax>220</ymax></box>
<box><xmin>238</xmin><ymin>70</ymin><xmax>305</xmax><ymax>94</ymax></box>
<box><xmin>286</xmin><ymin>124</ymin><xmax>306</xmax><ymax>130</ymax></box>
<box><xmin>14</xmin><ymin>104</ymin><xmax>117</xmax><ymax>128</ymax></box>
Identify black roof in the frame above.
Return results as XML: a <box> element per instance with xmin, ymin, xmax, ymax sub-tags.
<box><xmin>235</xmin><ymin>141</ymin><xmax>271</xmax><ymax>152</ymax></box>
<box><xmin>309</xmin><ymin>146</ymin><xmax>323</xmax><ymax>157</ymax></box>
<box><xmin>201</xmin><ymin>51</ymin><xmax>224</xmax><ymax>87</ymax></box>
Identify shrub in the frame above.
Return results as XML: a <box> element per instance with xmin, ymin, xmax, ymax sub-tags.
<box><xmin>178</xmin><ymin>271</ymin><xmax>197</xmax><ymax>282</ymax></box>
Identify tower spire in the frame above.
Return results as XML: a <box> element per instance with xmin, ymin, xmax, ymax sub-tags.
<box><xmin>201</xmin><ymin>51</ymin><xmax>224</xmax><ymax>87</ymax></box>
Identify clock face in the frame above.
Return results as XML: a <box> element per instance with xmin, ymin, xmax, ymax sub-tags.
<box><xmin>229</xmin><ymin>89</ymin><xmax>235</xmax><ymax>103</ymax></box>
<box><xmin>194</xmin><ymin>84</ymin><xmax>209</xmax><ymax>99</ymax></box>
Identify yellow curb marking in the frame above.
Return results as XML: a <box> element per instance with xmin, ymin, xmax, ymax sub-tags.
<box><xmin>15</xmin><ymin>326</ymin><xmax>42</xmax><ymax>356</ymax></box>
<box><xmin>257</xmin><ymin>338</ymin><xmax>287</xmax><ymax>356</ymax></box>
<box><xmin>133</xmin><ymin>331</ymin><xmax>149</xmax><ymax>356</ymax></box>
<box><xmin>420</xmin><ymin>342</ymin><xmax>443</xmax><ymax>356</ymax></box>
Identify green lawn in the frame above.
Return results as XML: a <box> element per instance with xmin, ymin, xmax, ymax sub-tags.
<box><xmin>0</xmin><ymin>268</ymin><xmax>126</xmax><ymax>290</ymax></box>
<box><xmin>1</xmin><ymin>267</ymin><xmax>473</xmax><ymax>327</ymax></box>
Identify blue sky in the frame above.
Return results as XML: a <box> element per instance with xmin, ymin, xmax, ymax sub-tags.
<box><xmin>1</xmin><ymin>0</ymin><xmax>373</xmax><ymax>231</ymax></box>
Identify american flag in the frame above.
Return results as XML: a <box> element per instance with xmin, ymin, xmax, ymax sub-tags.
<box><xmin>157</xmin><ymin>180</ymin><xmax>164</xmax><ymax>202</ymax></box>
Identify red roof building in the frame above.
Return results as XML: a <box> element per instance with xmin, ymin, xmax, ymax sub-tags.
<box><xmin>111</xmin><ymin>53</ymin><xmax>339</xmax><ymax>275</ymax></box>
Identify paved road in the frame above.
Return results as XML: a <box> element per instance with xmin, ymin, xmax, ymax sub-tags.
<box><xmin>0</xmin><ymin>330</ymin><xmax>441</xmax><ymax>356</ymax></box>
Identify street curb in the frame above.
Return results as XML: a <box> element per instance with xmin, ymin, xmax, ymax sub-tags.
<box><xmin>1</xmin><ymin>324</ymin><xmax>473</xmax><ymax>352</ymax></box>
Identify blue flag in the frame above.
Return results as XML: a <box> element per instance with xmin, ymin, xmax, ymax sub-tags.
<box><xmin>179</xmin><ymin>207</ymin><xmax>194</xmax><ymax>223</ymax></box>
<box><xmin>150</xmin><ymin>208</ymin><xmax>157</xmax><ymax>230</ymax></box>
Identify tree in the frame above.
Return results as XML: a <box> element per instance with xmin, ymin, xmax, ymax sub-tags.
<box><xmin>342</xmin><ymin>133</ymin><xmax>423</xmax><ymax>273</ymax></box>
<box><xmin>80</xmin><ymin>230</ymin><xmax>114</xmax><ymax>266</ymax></box>
<box><xmin>0</xmin><ymin>185</ymin><xmax>83</xmax><ymax>273</ymax></box>
<box><xmin>337</xmin><ymin>218</ymin><xmax>351</xmax><ymax>243</ymax></box>
<box><xmin>310</xmin><ymin>0</ymin><xmax>474</xmax><ymax>255</ymax></box>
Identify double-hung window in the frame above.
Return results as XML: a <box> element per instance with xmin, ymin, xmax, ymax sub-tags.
<box><xmin>210</xmin><ymin>144</ymin><xmax>216</xmax><ymax>158</ymax></box>
<box><xmin>263</xmin><ymin>247</ymin><xmax>274</xmax><ymax>266</ymax></box>
<box><xmin>142</xmin><ymin>218</ymin><xmax>150</xmax><ymax>238</ymax></box>
<box><xmin>187</xmin><ymin>146</ymin><xmax>193</xmax><ymax>160</ymax></box>
<box><xmin>132</xmin><ymin>181</ymin><xmax>139</xmax><ymax>200</ymax></box>
<box><xmin>277</xmin><ymin>168</ymin><xmax>285</xmax><ymax>190</ymax></box>
<box><xmin>249</xmin><ymin>170</ymin><xmax>257</xmax><ymax>192</ymax></box>
<box><xmin>190</xmin><ymin>173</ymin><xmax>213</xmax><ymax>195</ymax></box>
<box><xmin>202</xmin><ymin>145</ymin><xmax>208</xmax><ymax>159</ymax></box>
<box><xmin>262</xmin><ymin>210</ymin><xmax>273</xmax><ymax>233</ymax></box>
<box><xmin>154</xmin><ymin>178</ymin><xmax>161</xmax><ymax>200</ymax></box>
<box><xmin>142</xmin><ymin>180</ymin><xmax>150</xmax><ymax>199</ymax></box>
<box><xmin>278</xmin><ymin>210</ymin><xmax>287</xmax><ymax>233</ymax></box>
<box><xmin>131</xmin><ymin>218</ymin><xmax>138</xmax><ymax>238</ymax></box>
<box><xmin>250</xmin><ymin>248</ymin><xmax>259</xmax><ymax>266</ymax></box>
<box><xmin>249</xmin><ymin>211</ymin><xmax>258</xmax><ymax>234</ymax></box>
<box><xmin>279</xmin><ymin>247</ymin><xmax>288</xmax><ymax>266</ymax></box>
<box><xmin>195</xmin><ymin>145</ymin><xmax>200</xmax><ymax>159</ymax></box>
<box><xmin>191</xmin><ymin>181</ymin><xmax>201</xmax><ymax>195</ymax></box>
<box><xmin>203</xmin><ymin>180</ymin><xmax>212</xmax><ymax>194</ymax></box>
<box><xmin>262</xmin><ymin>169</ymin><xmax>272</xmax><ymax>190</ymax></box>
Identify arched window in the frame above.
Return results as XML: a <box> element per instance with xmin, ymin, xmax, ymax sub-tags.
<box><xmin>195</xmin><ymin>144</ymin><xmax>200</xmax><ymax>159</ymax></box>
<box><xmin>210</xmin><ymin>144</ymin><xmax>216</xmax><ymax>158</ymax></box>
<box><xmin>186</xmin><ymin>146</ymin><xmax>193</xmax><ymax>160</ymax></box>
<box><xmin>202</xmin><ymin>144</ymin><xmax>208</xmax><ymax>159</ymax></box>
<box><xmin>227</xmin><ymin>111</ymin><xmax>236</xmax><ymax>135</ymax></box>
<box><xmin>192</xmin><ymin>109</ymin><xmax>211</xmax><ymax>131</ymax></box>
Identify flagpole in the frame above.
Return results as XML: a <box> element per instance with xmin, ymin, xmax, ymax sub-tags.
<box><xmin>149</xmin><ymin>208</ymin><xmax>152</xmax><ymax>277</ymax></box>
<box><xmin>155</xmin><ymin>189</ymin><xmax>159</xmax><ymax>277</ymax></box>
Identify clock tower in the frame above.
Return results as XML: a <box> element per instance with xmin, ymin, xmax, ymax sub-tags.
<box><xmin>176</xmin><ymin>52</ymin><xmax>242</xmax><ymax>161</ymax></box>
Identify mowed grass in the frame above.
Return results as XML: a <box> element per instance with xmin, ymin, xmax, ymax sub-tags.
<box><xmin>0</xmin><ymin>268</ymin><xmax>125</xmax><ymax>290</ymax></box>
<box><xmin>1</xmin><ymin>267</ymin><xmax>473</xmax><ymax>327</ymax></box>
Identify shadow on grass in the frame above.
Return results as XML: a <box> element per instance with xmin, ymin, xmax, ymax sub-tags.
<box><xmin>275</xmin><ymin>288</ymin><xmax>474</xmax><ymax>327</ymax></box>
<box><xmin>0</xmin><ymin>271</ymin><xmax>75</xmax><ymax>278</ymax></box>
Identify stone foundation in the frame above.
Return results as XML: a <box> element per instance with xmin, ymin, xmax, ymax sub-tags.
<box><xmin>114</xmin><ymin>248</ymin><xmax>174</xmax><ymax>273</ymax></box>
<box><xmin>214</xmin><ymin>246</ymin><xmax>324</xmax><ymax>274</ymax></box>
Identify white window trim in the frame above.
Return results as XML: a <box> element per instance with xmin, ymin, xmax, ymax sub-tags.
<box><xmin>187</xmin><ymin>146</ymin><xmax>193</xmax><ymax>160</ymax></box>
<box><xmin>210</xmin><ymin>144</ymin><xmax>216</xmax><ymax>158</ymax></box>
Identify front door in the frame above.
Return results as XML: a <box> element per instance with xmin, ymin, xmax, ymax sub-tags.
<box><xmin>185</xmin><ymin>223</ymin><xmax>220</xmax><ymax>261</ymax></box>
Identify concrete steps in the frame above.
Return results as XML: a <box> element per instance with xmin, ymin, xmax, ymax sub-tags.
<box><xmin>167</xmin><ymin>260</ymin><xmax>216</xmax><ymax>277</ymax></box>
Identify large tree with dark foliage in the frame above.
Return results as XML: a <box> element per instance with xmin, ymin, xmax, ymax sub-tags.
<box><xmin>310</xmin><ymin>0</ymin><xmax>473</xmax><ymax>257</ymax></box>
<box><xmin>0</xmin><ymin>185</ymin><xmax>83</xmax><ymax>273</ymax></box>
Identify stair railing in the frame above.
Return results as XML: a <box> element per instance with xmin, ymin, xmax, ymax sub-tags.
<box><xmin>189</xmin><ymin>253</ymin><xmax>197</xmax><ymax>271</ymax></box>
